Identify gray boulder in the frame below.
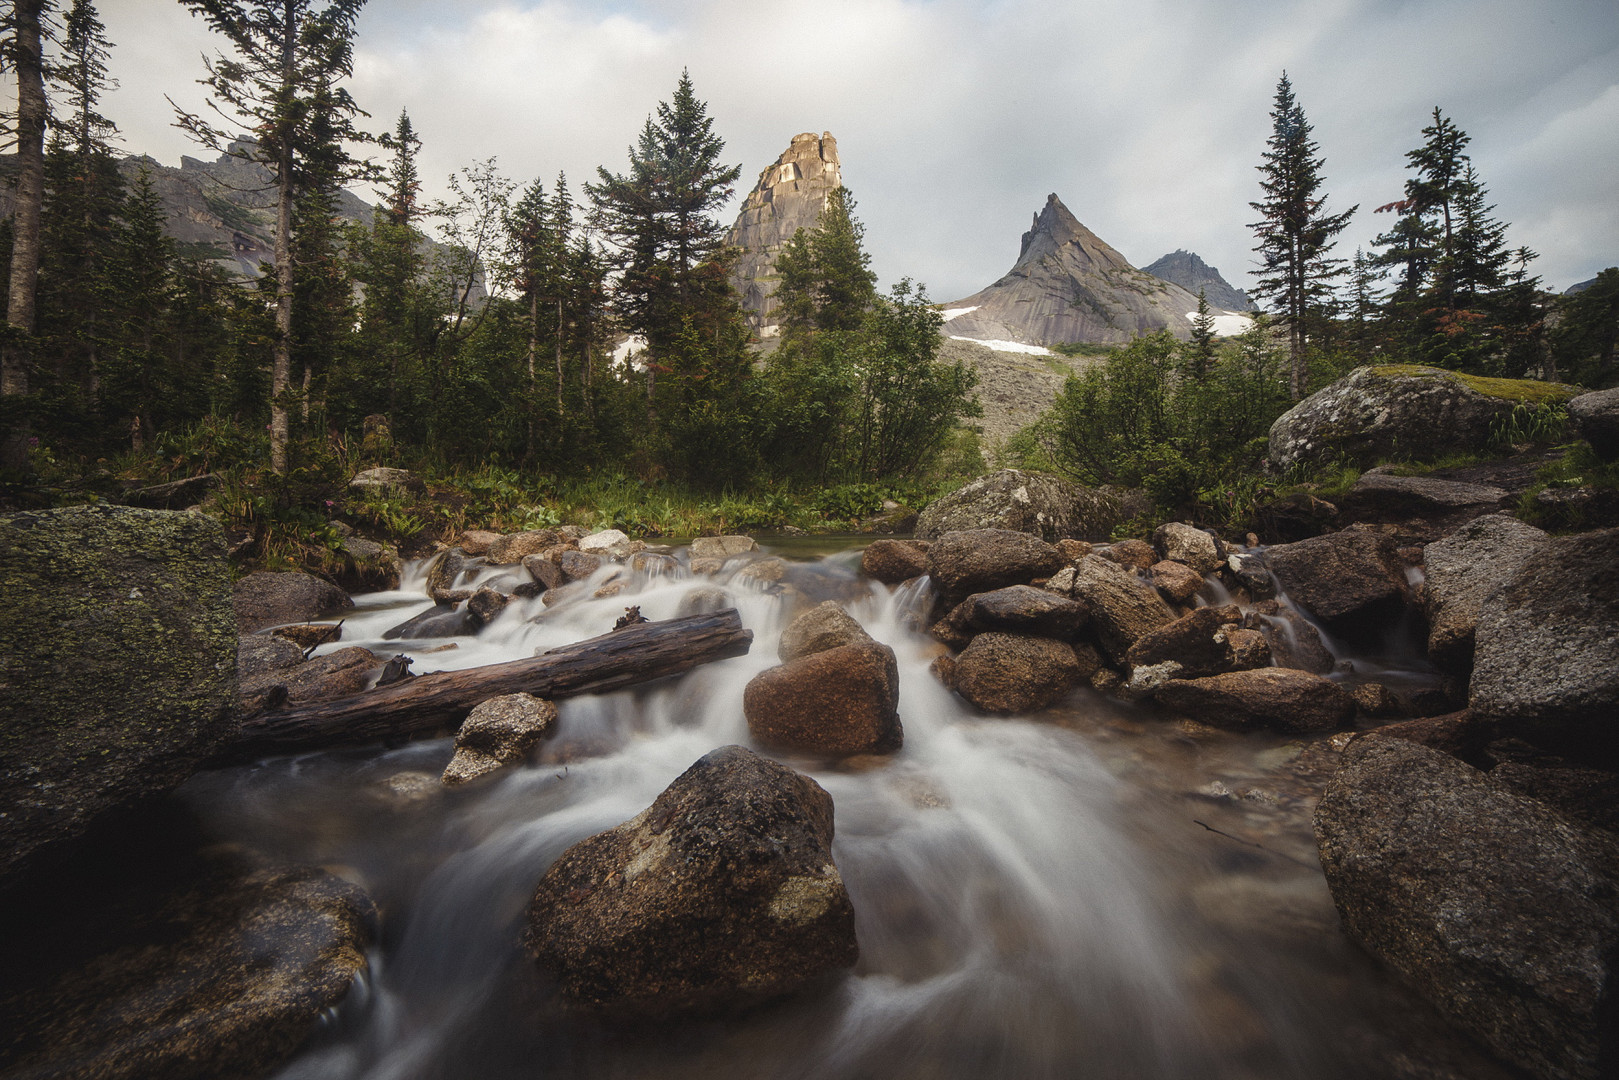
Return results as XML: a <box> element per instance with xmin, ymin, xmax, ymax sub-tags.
<box><xmin>523</xmin><ymin>745</ymin><xmax>858</xmax><ymax>1015</ymax></box>
<box><xmin>1470</xmin><ymin>527</ymin><xmax>1619</xmax><ymax>735</ymax></box>
<box><xmin>1316</xmin><ymin>735</ymin><xmax>1619</xmax><ymax>1080</ymax></box>
<box><xmin>443</xmin><ymin>693</ymin><xmax>557</xmax><ymax>785</ymax></box>
<box><xmin>926</xmin><ymin>528</ymin><xmax>1064</xmax><ymax>599</ymax></box>
<box><xmin>1568</xmin><ymin>386</ymin><xmax>1619</xmax><ymax>461</ymax></box>
<box><xmin>1268</xmin><ymin>365</ymin><xmax>1578</xmax><ymax>472</ymax></box>
<box><xmin>1263</xmin><ymin>528</ymin><xmax>1409</xmax><ymax>640</ymax></box>
<box><xmin>1422</xmin><ymin>514</ymin><xmax>1551</xmax><ymax>672</ymax></box>
<box><xmin>915</xmin><ymin>468</ymin><xmax>1141</xmax><ymax>542</ymax></box>
<box><xmin>778</xmin><ymin>601</ymin><xmax>875</xmax><ymax>663</ymax></box>
<box><xmin>1151</xmin><ymin>521</ymin><xmax>1223</xmax><ymax>576</ymax></box>
<box><xmin>0</xmin><ymin>506</ymin><xmax>237</xmax><ymax>880</ymax></box>
<box><xmin>233</xmin><ymin>570</ymin><xmax>353</xmax><ymax>633</ymax></box>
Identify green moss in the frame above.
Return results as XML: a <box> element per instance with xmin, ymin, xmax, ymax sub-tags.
<box><xmin>1366</xmin><ymin>364</ymin><xmax>1578</xmax><ymax>404</ymax></box>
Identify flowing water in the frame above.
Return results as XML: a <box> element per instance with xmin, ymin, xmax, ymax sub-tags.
<box><xmin>179</xmin><ymin>546</ymin><xmax>1509</xmax><ymax>1080</ymax></box>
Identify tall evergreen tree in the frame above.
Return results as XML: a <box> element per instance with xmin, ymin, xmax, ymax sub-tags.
<box><xmin>1</xmin><ymin>0</ymin><xmax>51</xmax><ymax>473</ymax></box>
<box><xmin>174</xmin><ymin>0</ymin><xmax>371</xmax><ymax>472</ymax></box>
<box><xmin>774</xmin><ymin>185</ymin><xmax>877</xmax><ymax>335</ymax></box>
<box><xmin>1182</xmin><ymin>289</ymin><xmax>1217</xmax><ymax>381</ymax></box>
<box><xmin>1248</xmin><ymin>72</ymin><xmax>1356</xmax><ymax>399</ymax></box>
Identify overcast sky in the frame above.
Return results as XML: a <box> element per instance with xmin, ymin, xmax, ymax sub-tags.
<box><xmin>96</xmin><ymin>0</ymin><xmax>1618</xmax><ymax>303</ymax></box>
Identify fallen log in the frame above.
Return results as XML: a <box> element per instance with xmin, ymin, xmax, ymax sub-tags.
<box><xmin>221</xmin><ymin>609</ymin><xmax>753</xmax><ymax>763</ymax></box>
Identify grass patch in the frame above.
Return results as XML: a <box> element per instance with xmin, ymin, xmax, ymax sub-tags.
<box><xmin>1367</xmin><ymin>364</ymin><xmax>1580</xmax><ymax>404</ymax></box>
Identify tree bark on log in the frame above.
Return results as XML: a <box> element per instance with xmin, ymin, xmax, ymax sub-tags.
<box><xmin>222</xmin><ymin>609</ymin><xmax>753</xmax><ymax>763</ymax></box>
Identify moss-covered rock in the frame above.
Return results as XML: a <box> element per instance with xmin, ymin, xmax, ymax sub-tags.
<box><xmin>1268</xmin><ymin>365</ymin><xmax>1579</xmax><ymax>472</ymax></box>
<box><xmin>0</xmin><ymin>505</ymin><xmax>237</xmax><ymax>881</ymax></box>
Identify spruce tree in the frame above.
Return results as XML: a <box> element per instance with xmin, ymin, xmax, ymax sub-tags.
<box><xmin>1248</xmin><ymin>72</ymin><xmax>1356</xmax><ymax>399</ymax></box>
<box><xmin>774</xmin><ymin>185</ymin><xmax>877</xmax><ymax>335</ymax></box>
<box><xmin>1183</xmin><ymin>288</ymin><xmax>1217</xmax><ymax>381</ymax></box>
<box><xmin>1</xmin><ymin>0</ymin><xmax>51</xmax><ymax>473</ymax></box>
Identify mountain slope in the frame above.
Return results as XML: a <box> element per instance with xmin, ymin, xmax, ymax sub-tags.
<box><xmin>1141</xmin><ymin>249</ymin><xmax>1253</xmax><ymax>311</ymax></box>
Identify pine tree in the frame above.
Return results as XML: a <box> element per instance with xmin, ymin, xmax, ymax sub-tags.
<box><xmin>1183</xmin><ymin>288</ymin><xmax>1217</xmax><ymax>381</ymax></box>
<box><xmin>774</xmin><ymin>185</ymin><xmax>877</xmax><ymax>335</ymax></box>
<box><xmin>174</xmin><ymin>0</ymin><xmax>371</xmax><ymax>472</ymax></box>
<box><xmin>1248</xmin><ymin>72</ymin><xmax>1356</xmax><ymax>399</ymax></box>
<box><xmin>1</xmin><ymin>0</ymin><xmax>51</xmax><ymax>473</ymax></box>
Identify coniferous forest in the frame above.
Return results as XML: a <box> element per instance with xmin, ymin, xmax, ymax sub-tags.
<box><xmin>1</xmin><ymin>2</ymin><xmax>1615</xmax><ymax>567</ymax></box>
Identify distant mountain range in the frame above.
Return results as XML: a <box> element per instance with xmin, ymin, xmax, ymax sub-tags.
<box><xmin>1141</xmin><ymin>249</ymin><xmax>1253</xmax><ymax>312</ymax></box>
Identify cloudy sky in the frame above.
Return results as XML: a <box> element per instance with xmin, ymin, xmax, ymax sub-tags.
<box><xmin>97</xmin><ymin>0</ymin><xmax>1618</xmax><ymax>302</ymax></box>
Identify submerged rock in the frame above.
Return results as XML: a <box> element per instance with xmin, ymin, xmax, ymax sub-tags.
<box><xmin>1316</xmin><ymin>735</ymin><xmax>1619</xmax><ymax>1080</ymax></box>
<box><xmin>523</xmin><ymin>745</ymin><xmax>858</xmax><ymax>1015</ymax></box>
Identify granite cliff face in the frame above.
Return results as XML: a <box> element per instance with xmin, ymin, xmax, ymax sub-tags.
<box><xmin>943</xmin><ymin>194</ymin><xmax>1204</xmax><ymax>346</ymax></box>
<box><xmin>723</xmin><ymin>132</ymin><xmax>843</xmax><ymax>336</ymax></box>
<box><xmin>1141</xmin><ymin>249</ymin><xmax>1253</xmax><ymax>312</ymax></box>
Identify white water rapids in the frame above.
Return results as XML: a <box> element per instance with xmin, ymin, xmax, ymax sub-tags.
<box><xmin>179</xmin><ymin>544</ymin><xmax>1507</xmax><ymax>1080</ymax></box>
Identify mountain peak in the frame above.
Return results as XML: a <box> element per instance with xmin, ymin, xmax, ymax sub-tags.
<box><xmin>1141</xmin><ymin>250</ymin><xmax>1253</xmax><ymax>312</ymax></box>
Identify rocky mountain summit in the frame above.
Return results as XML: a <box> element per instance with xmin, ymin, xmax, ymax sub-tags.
<box><xmin>1141</xmin><ymin>249</ymin><xmax>1253</xmax><ymax>311</ymax></box>
<box><xmin>723</xmin><ymin>131</ymin><xmax>844</xmax><ymax>335</ymax></box>
<box><xmin>942</xmin><ymin>194</ymin><xmax>1205</xmax><ymax>346</ymax></box>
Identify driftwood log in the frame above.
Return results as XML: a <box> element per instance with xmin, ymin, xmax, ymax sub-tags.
<box><xmin>223</xmin><ymin>609</ymin><xmax>753</xmax><ymax>763</ymax></box>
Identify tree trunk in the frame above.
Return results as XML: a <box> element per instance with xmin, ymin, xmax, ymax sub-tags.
<box><xmin>223</xmin><ymin>609</ymin><xmax>754</xmax><ymax>762</ymax></box>
<box><xmin>1</xmin><ymin>0</ymin><xmax>48</xmax><ymax>473</ymax></box>
<box><xmin>269</xmin><ymin>6</ymin><xmax>298</xmax><ymax>474</ymax></box>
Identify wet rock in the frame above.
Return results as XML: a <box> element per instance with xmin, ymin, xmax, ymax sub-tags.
<box><xmin>1224</xmin><ymin>627</ymin><xmax>1271</xmax><ymax>670</ymax></box>
<box><xmin>0</xmin><ymin>506</ymin><xmax>237</xmax><ymax>881</ymax></box>
<box><xmin>466</xmin><ymin>587</ymin><xmax>511</xmax><ymax>627</ymax></box>
<box><xmin>1263</xmin><ymin>528</ymin><xmax>1409</xmax><ymax>641</ymax></box>
<box><xmin>744</xmin><ymin>643</ymin><xmax>902</xmax><ymax>756</ymax></box>
<box><xmin>233</xmin><ymin>570</ymin><xmax>353</xmax><ymax>633</ymax></box>
<box><xmin>860</xmin><ymin>538</ymin><xmax>930</xmax><ymax>585</ymax></box>
<box><xmin>383</xmin><ymin>603</ymin><xmax>476</xmax><ymax>640</ymax></box>
<box><xmin>1315</xmin><ymin>735</ymin><xmax>1619</xmax><ymax>1080</ymax></box>
<box><xmin>1226</xmin><ymin>551</ymin><xmax>1276</xmax><ymax>600</ymax></box>
<box><xmin>558</xmin><ymin>549</ymin><xmax>604</xmax><ymax>582</ymax></box>
<box><xmin>1149</xmin><ymin>559</ymin><xmax>1204</xmax><ymax>603</ymax></box>
<box><xmin>1124</xmin><ymin>606</ymin><xmax>1239</xmax><ymax>680</ymax></box>
<box><xmin>1267</xmin><ymin>365</ymin><xmax>1577</xmax><ymax>472</ymax></box>
<box><xmin>349</xmin><ymin>465</ymin><xmax>424</xmax><ymax>492</ymax></box>
<box><xmin>926</xmin><ymin>527</ymin><xmax>1064</xmax><ymax>602</ymax></box>
<box><xmin>953</xmin><ymin>632</ymin><xmax>1092</xmax><ymax>714</ymax></box>
<box><xmin>442</xmin><ymin>693</ymin><xmax>557</xmax><ymax>785</ymax></box>
<box><xmin>425</xmin><ymin>547</ymin><xmax>471</xmax><ymax>603</ymax></box>
<box><xmin>1</xmin><ymin>856</ymin><xmax>375</xmax><ymax>1080</ymax></box>
<box><xmin>736</xmin><ymin>556</ymin><xmax>788</xmax><ymax>585</ymax></box>
<box><xmin>523</xmin><ymin>745</ymin><xmax>858</xmax><ymax>1015</ymax></box>
<box><xmin>522</xmin><ymin>552</ymin><xmax>566</xmax><ymax>591</ymax></box>
<box><xmin>1247</xmin><ymin>600</ymin><xmax>1335</xmax><ymax>674</ymax></box>
<box><xmin>1069</xmin><ymin>554</ymin><xmax>1174</xmax><ymax>664</ymax></box>
<box><xmin>1422</xmin><ymin>514</ymin><xmax>1551</xmax><ymax>673</ymax></box>
<box><xmin>457</xmin><ymin>529</ymin><xmax>501</xmax><ymax>556</ymax></box>
<box><xmin>1368</xmin><ymin>710</ymin><xmax>1491</xmax><ymax>763</ymax></box>
<box><xmin>1252</xmin><ymin>492</ymin><xmax>1339</xmax><ymax>543</ymax></box>
<box><xmin>1568</xmin><ymin>386</ymin><xmax>1619</xmax><ymax>461</ymax></box>
<box><xmin>938</xmin><ymin>585</ymin><xmax>1090</xmax><ymax>649</ymax></box>
<box><xmin>689</xmin><ymin>534</ymin><xmax>758</xmax><ymax>561</ymax></box>
<box><xmin>487</xmin><ymin>529</ymin><xmax>566</xmax><ymax>565</ymax></box>
<box><xmin>778</xmin><ymin>601</ymin><xmax>875</xmax><ymax>663</ymax></box>
<box><xmin>1155</xmin><ymin>668</ymin><xmax>1356</xmax><ymax>733</ymax></box>
<box><xmin>240</xmin><ymin>646</ymin><xmax>383</xmax><ymax>714</ymax></box>
<box><xmin>1470</xmin><ymin>527</ymin><xmax>1619</xmax><ymax>741</ymax></box>
<box><xmin>914</xmin><ymin>468</ymin><xmax>1140</xmax><ymax>542</ymax></box>
<box><xmin>676</xmin><ymin>586</ymin><xmax>734</xmax><ymax>617</ymax></box>
<box><xmin>1152</xmin><ymin>521</ymin><xmax>1224</xmax><ymax>576</ymax></box>
<box><xmin>1350</xmin><ymin>681</ymin><xmax>1402</xmax><ymax>718</ymax></box>
<box><xmin>629</xmin><ymin>551</ymin><xmax>680</xmax><ymax>577</ymax></box>
<box><xmin>1100</xmin><ymin>538</ymin><xmax>1157</xmax><ymax>570</ymax></box>
<box><xmin>270</xmin><ymin>622</ymin><xmax>342</xmax><ymax>652</ymax></box>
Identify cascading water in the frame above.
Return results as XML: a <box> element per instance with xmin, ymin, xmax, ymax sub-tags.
<box><xmin>179</xmin><ymin>545</ymin><xmax>1509</xmax><ymax>1080</ymax></box>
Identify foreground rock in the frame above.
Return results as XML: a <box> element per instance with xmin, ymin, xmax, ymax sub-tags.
<box><xmin>778</xmin><ymin>601</ymin><xmax>875</xmax><ymax>662</ymax></box>
<box><xmin>1</xmin><ymin>857</ymin><xmax>375</xmax><ymax>1080</ymax></box>
<box><xmin>523</xmin><ymin>745</ymin><xmax>857</xmax><ymax>1015</ymax></box>
<box><xmin>1568</xmin><ymin>386</ymin><xmax>1619</xmax><ymax>461</ymax></box>
<box><xmin>1315</xmin><ymin>736</ymin><xmax>1619</xmax><ymax>1080</ymax></box>
<box><xmin>952</xmin><ymin>633</ymin><xmax>1093</xmax><ymax>713</ymax></box>
<box><xmin>859</xmin><ymin>539</ymin><xmax>930</xmax><ymax>585</ymax></box>
<box><xmin>1262</xmin><ymin>528</ymin><xmax>1409</xmax><ymax>641</ymax></box>
<box><xmin>1267</xmin><ymin>365</ymin><xmax>1578</xmax><ymax>472</ymax></box>
<box><xmin>1470</xmin><ymin>527</ymin><xmax>1619</xmax><ymax>741</ymax></box>
<box><xmin>233</xmin><ymin>570</ymin><xmax>353</xmax><ymax>633</ymax></box>
<box><xmin>1059</xmin><ymin>554</ymin><xmax>1174</xmax><ymax>664</ymax></box>
<box><xmin>915</xmin><ymin>468</ymin><xmax>1140</xmax><ymax>542</ymax></box>
<box><xmin>1421</xmin><ymin>514</ymin><xmax>1550</xmax><ymax>672</ymax></box>
<box><xmin>927</xmin><ymin>527</ymin><xmax>1064</xmax><ymax>599</ymax></box>
<box><xmin>1154</xmin><ymin>668</ymin><xmax>1356</xmax><ymax>733</ymax></box>
<box><xmin>745</xmin><ymin>642</ymin><xmax>902</xmax><ymax>756</ymax></box>
<box><xmin>442</xmin><ymin>693</ymin><xmax>557</xmax><ymax>785</ymax></box>
<box><xmin>0</xmin><ymin>506</ymin><xmax>237</xmax><ymax>880</ymax></box>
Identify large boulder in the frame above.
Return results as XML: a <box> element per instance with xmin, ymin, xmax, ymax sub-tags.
<box><xmin>1262</xmin><ymin>528</ymin><xmax>1409</xmax><ymax>640</ymax></box>
<box><xmin>233</xmin><ymin>570</ymin><xmax>353</xmax><ymax>633</ymax></box>
<box><xmin>523</xmin><ymin>745</ymin><xmax>858</xmax><ymax>1015</ymax></box>
<box><xmin>1568</xmin><ymin>386</ymin><xmax>1619</xmax><ymax>461</ymax></box>
<box><xmin>442</xmin><ymin>693</ymin><xmax>557</xmax><ymax>785</ymax></box>
<box><xmin>1422</xmin><ymin>514</ymin><xmax>1550</xmax><ymax>672</ymax></box>
<box><xmin>0</xmin><ymin>506</ymin><xmax>237</xmax><ymax>881</ymax></box>
<box><xmin>1</xmin><ymin>855</ymin><xmax>376</xmax><ymax>1080</ymax></box>
<box><xmin>859</xmin><ymin>539</ymin><xmax>930</xmax><ymax>585</ymax></box>
<box><xmin>926</xmin><ymin>528</ymin><xmax>1064</xmax><ymax>600</ymax></box>
<box><xmin>1151</xmin><ymin>522</ymin><xmax>1223</xmax><ymax>576</ymax></box>
<box><xmin>952</xmin><ymin>633</ymin><xmax>1094</xmax><ymax>714</ymax></box>
<box><xmin>915</xmin><ymin>469</ymin><xmax>1141</xmax><ymax>542</ymax></box>
<box><xmin>1315</xmin><ymin>735</ymin><xmax>1619</xmax><ymax>1080</ymax></box>
<box><xmin>1124</xmin><ymin>605</ymin><xmax>1241</xmax><ymax>680</ymax></box>
<box><xmin>931</xmin><ymin>585</ymin><xmax>1089</xmax><ymax>650</ymax></box>
<box><xmin>1153</xmin><ymin>668</ymin><xmax>1356</xmax><ymax>733</ymax></box>
<box><xmin>1470</xmin><ymin>527</ymin><xmax>1619</xmax><ymax>739</ymax></box>
<box><xmin>1336</xmin><ymin>471</ymin><xmax>1509</xmax><ymax>537</ymax></box>
<box><xmin>744</xmin><ymin>642</ymin><xmax>902</xmax><ymax>756</ymax></box>
<box><xmin>778</xmin><ymin>601</ymin><xmax>875</xmax><ymax>663</ymax></box>
<box><xmin>1062</xmin><ymin>554</ymin><xmax>1174</xmax><ymax>664</ymax></box>
<box><xmin>1268</xmin><ymin>365</ymin><xmax>1578</xmax><ymax>472</ymax></box>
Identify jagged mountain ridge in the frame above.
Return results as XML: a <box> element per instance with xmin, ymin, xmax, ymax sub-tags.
<box><xmin>1141</xmin><ymin>249</ymin><xmax>1252</xmax><ymax>312</ymax></box>
<box><xmin>723</xmin><ymin>132</ymin><xmax>843</xmax><ymax>336</ymax></box>
<box><xmin>943</xmin><ymin>194</ymin><xmax>1205</xmax><ymax>346</ymax></box>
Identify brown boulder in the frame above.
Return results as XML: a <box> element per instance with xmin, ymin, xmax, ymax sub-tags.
<box><xmin>523</xmin><ymin>745</ymin><xmax>857</xmax><ymax>1015</ymax></box>
<box><xmin>1124</xmin><ymin>606</ymin><xmax>1239</xmax><ymax>679</ymax></box>
<box><xmin>1148</xmin><ymin>559</ymin><xmax>1203</xmax><ymax>603</ymax></box>
<box><xmin>744</xmin><ymin>643</ymin><xmax>902</xmax><ymax>756</ymax></box>
<box><xmin>953</xmin><ymin>632</ymin><xmax>1093</xmax><ymax>714</ymax></box>
<box><xmin>1263</xmin><ymin>528</ymin><xmax>1409</xmax><ymax>640</ymax></box>
<box><xmin>778</xmin><ymin>601</ymin><xmax>875</xmax><ymax>663</ymax></box>
<box><xmin>926</xmin><ymin>528</ymin><xmax>1064</xmax><ymax>599</ymax></box>
<box><xmin>442</xmin><ymin>693</ymin><xmax>557</xmax><ymax>785</ymax></box>
<box><xmin>1101</xmin><ymin>538</ymin><xmax>1157</xmax><ymax>570</ymax></box>
<box><xmin>859</xmin><ymin>539</ymin><xmax>930</xmax><ymax>584</ymax></box>
<box><xmin>1423</xmin><ymin>514</ymin><xmax>1550</xmax><ymax>673</ymax></box>
<box><xmin>456</xmin><ymin>529</ymin><xmax>501</xmax><ymax>556</ymax></box>
<box><xmin>487</xmin><ymin>529</ymin><xmax>566</xmax><ymax>565</ymax></box>
<box><xmin>1151</xmin><ymin>521</ymin><xmax>1223</xmax><ymax>576</ymax></box>
<box><xmin>1069</xmin><ymin>554</ymin><xmax>1174</xmax><ymax>664</ymax></box>
<box><xmin>233</xmin><ymin>571</ymin><xmax>352</xmax><ymax>634</ymax></box>
<box><xmin>1154</xmin><ymin>668</ymin><xmax>1356</xmax><ymax>733</ymax></box>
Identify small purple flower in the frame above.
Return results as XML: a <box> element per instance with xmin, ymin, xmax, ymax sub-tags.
<box><xmin>27</xmin><ymin>437</ymin><xmax>39</xmax><ymax>447</ymax></box>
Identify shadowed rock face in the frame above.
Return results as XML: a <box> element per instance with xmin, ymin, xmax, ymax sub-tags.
<box><xmin>724</xmin><ymin>131</ymin><xmax>843</xmax><ymax>335</ymax></box>
<box><xmin>942</xmin><ymin>194</ymin><xmax>1202</xmax><ymax>346</ymax></box>
<box><xmin>1141</xmin><ymin>249</ymin><xmax>1254</xmax><ymax>312</ymax></box>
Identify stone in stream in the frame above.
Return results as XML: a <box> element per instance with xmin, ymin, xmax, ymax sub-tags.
<box><xmin>486</xmin><ymin>529</ymin><xmax>567</xmax><ymax>565</ymax></box>
<box><xmin>1148</xmin><ymin>559</ymin><xmax>1204</xmax><ymax>604</ymax></box>
<box><xmin>926</xmin><ymin>527</ymin><xmax>1065</xmax><ymax>600</ymax></box>
<box><xmin>0</xmin><ymin>505</ymin><xmax>237</xmax><ymax>881</ymax></box>
<box><xmin>1064</xmin><ymin>553</ymin><xmax>1175</xmax><ymax>664</ymax></box>
<box><xmin>1151</xmin><ymin>521</ymin><xmax>1224</xmax><ymax>576</ymax></box>
<box><xmin>1154</xmin><ymin>668</ymin><xmax>1356</xmax><ymax>733</ymax></box>
<box><xmin>860</xmin><ymin>538</ymin><xmax>930</xmax><ymax>585</ymax></box>
<box><xmin>1315</xmin><ymin>735</ymin><xmax>1619</xmax><ymax>1080</ymax></box>
<box><xmin>778</xmin><ymin>601</ymin><xmax>875</xmax><ymax>662</ymax></box>
<box><xmin>383</xmin><ymin>603</ymin><xmax>477</xmax><ymax>640</ymax></box>
<box><xmin>1124</xmin><ymin>605</ymin><xmax>1242</xmax><ymax>681</ymax></box>
<box><xmin>951</xmin><ymin>632</ymin><xmax>1095</xmax><ymax>713</ymax></box>
<box><xmin>233</xmin><ymin>569</ymin><xmax>353</xmax><ymax>633</ymax></box>
<box><xmin>238</xmin><ymin>645</ymin><xmax>383</xmax><ymax>715</ymax></box>
<box><xmin>745</xmin><ymin>642</ymin><xmax>903</xmax><ymax>756</ymax></box>
<box><xmin>1262</xmin><ymin>527</ymin><xmax>1410</xmax><ymax>642</ymax></box>
<box><xmin>523</xmin><ymin>745</ymin><xmax>858</xmax><ymax>1015</ymax></box>
<box><xmin>425</xmin><ymin>547</ymin><xmax>472</xmax><ymax>603</ymax></box>
<box><xmin>442</xmin><ymin>693</ymin><xmax>557</xmax><ymax>785</ymax></box>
